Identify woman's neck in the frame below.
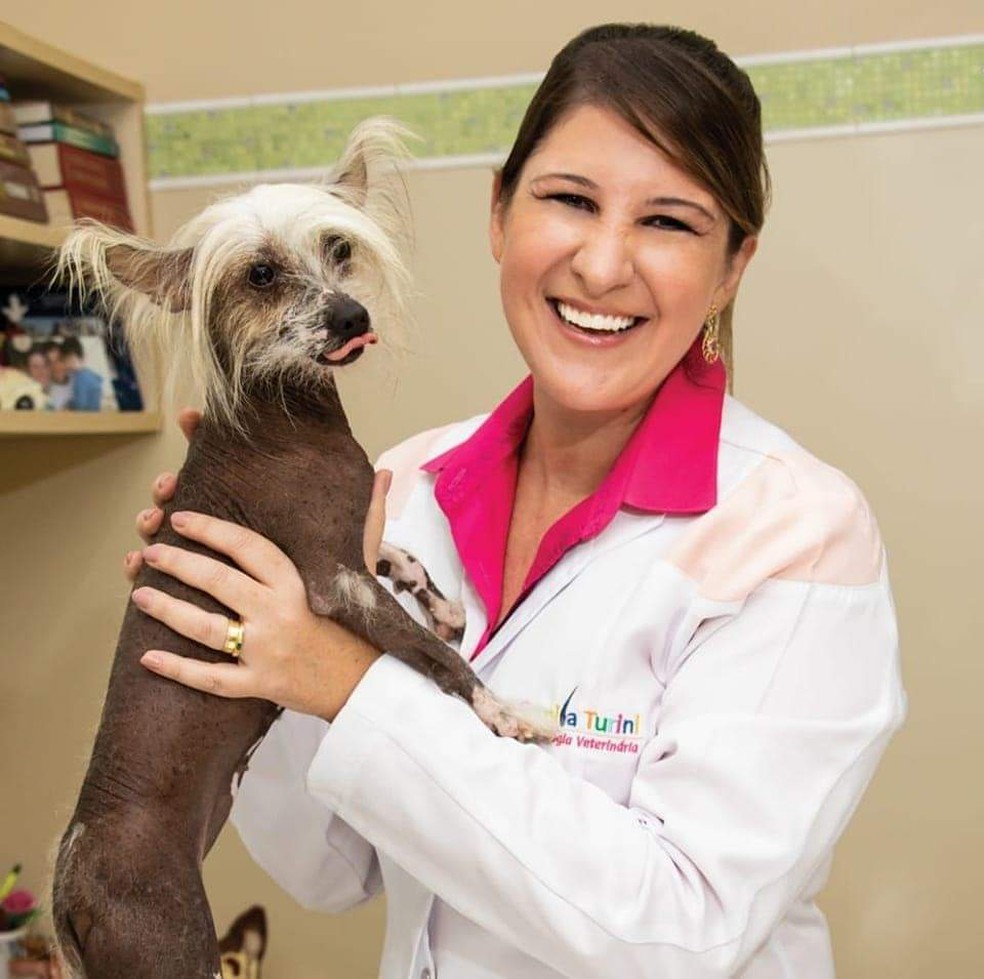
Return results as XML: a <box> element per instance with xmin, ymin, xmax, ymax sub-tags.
<box><xmin>519</xmin><ymin>388</ymin><xmax>649</xmax><ymax>503</ymax></box>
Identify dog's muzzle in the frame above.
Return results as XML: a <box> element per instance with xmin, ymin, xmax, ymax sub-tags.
<box><xmin>319</xmin><ymin>296</ymin><xmax>377</xmax><ymax>365</ymax></box>
<box><xmin>329</xmin><ymin>296</ymin><xmax>370</xmax><ymax>341</ymax></box>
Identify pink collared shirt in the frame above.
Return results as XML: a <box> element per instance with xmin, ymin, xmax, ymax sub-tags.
<box><xmin>422</xmin><ymin>336</ymin><xmax>727</xmax><ymax>656</ymax></box>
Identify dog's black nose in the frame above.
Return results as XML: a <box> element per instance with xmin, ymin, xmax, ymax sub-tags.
<box><xmin>329</xmin><ymin>297</ymin><xmax>370</xmax><ymax>339</ymax></box>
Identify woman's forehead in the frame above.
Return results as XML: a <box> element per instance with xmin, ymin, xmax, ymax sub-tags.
<box><xmin>523</xmin><ymin>104</ymin><xmax>720</xmax><ymax>211</ymax></box>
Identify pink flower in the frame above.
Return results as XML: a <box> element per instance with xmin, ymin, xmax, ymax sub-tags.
<box><xmin>2</xmin><ymin>890</ymin><xmax>36</xmax><ymax>915</ymax></box>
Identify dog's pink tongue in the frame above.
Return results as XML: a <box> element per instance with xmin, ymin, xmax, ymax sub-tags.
<box><xmin>326</xmin><ymin>332</ymin><xmax>378</xmax><ymax>362</ymax></box>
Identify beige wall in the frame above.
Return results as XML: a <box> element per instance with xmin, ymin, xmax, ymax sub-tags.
<box><xmin>2</xmin><ymin>2</ymin><xmax>982</xmax><ymax>976</ymax></box>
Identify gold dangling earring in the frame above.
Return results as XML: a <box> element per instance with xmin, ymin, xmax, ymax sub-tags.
<box><xmin>702</xmin><ymin>304</ymin><xmax>720</xmax><ymax>364</ymax></box>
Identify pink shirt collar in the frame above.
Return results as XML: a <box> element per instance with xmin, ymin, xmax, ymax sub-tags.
<box><xmin>421</xmin><ymin>336</ymin><xmax>726</xmax><ymax>655</ymax></box>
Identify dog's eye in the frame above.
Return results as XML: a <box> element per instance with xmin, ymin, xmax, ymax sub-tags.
<box><xmin>247</xmin><ymin>263</ymin><xmax>277</xmax><ymax>288</ymax></box>
<box><xmin>323</xmin><ymin>235</ymin><xmax>352</xmax><ymax>266</ymax></box>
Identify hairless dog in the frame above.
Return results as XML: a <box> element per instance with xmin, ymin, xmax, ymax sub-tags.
<box><xmin>51</xmin><ymin>119</ymin><xmax>552</xmax><ymax>978</ymax></box>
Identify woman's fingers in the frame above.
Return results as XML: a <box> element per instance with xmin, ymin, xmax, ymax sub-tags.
<box><xmin>124</xmin><ymin>550</ymin><xmax>143</xmax><ymax>582</ymax></box>
<box><xmin>151</xmin><ymin>472</ymin><xmax>178</xmax><ymax>508</ymax></box>
<box><xmin>132</xmin><ymin>586</ymin><xmax>235</xmax><ymax>653</ymax></box>
<box><xmin>167</xmin><ymin>511</ymin><xmax>297</xmax><ymax>589</ymax></box>
<box><xmin>142</xmin><ymin>541</ymin><xmax>266</xmax><ymax>612</ymax></box>
<box><xmin>136</xmin><ymin>506</ymin><xmax>165</xmax><ymax>543</ymax></box>
<box><xmin>140</xmin><ymin>649</ymin><xmax>252</xmax><ymax>699</ymax></box>
<box><xmin>363</xmin><ymin>468</ymin><xmax>392</xmax><ymax>570</ymax></box>
<box><xmin>177</xmin><ymin>407</ymin><xmax>202</xmax><ymax>443</ymax></box>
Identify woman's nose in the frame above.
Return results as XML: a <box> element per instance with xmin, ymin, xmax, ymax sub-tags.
<box><xmin>569</xmin><ymin>224</ymin><xmax>634</xmax><ymax>296</ymax></box>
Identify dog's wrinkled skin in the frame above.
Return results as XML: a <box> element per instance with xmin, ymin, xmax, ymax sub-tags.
<box><xmin>50</xmin><ymin>119</ymin><xmax>553</xmax><ymax>979</ymax></box>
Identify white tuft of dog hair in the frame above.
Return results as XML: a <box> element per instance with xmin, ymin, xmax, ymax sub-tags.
<box><xmin>55</xmin><ymin>117</ymin><xmax>414</xmax><ymax>432</ymax></box>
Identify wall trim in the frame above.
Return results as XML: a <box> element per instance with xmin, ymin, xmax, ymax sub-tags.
<box><xmin>146</xmin><ymin>34</ymin><xmax>984</xmax><ymax>191</ymax></box>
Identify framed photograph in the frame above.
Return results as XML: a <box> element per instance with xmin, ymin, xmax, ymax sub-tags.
<box><xmin>0</xmin><ymin>286</ymin><xmax>143</xmax><ymax>413</ymax></box>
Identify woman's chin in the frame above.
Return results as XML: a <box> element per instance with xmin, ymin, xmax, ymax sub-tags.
<box><xmin>530</xmin><ymin>367</ymin><xmax>659</xmax><ymax>418</ymax></box>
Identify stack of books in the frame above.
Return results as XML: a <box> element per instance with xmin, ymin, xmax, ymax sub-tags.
<box><xmin>15</xmin><ymin>100</ymin><xmax>134</xmax><ymax>231</ymax></box>
<box><xmin>0</xmin><ymin>75</ymin><xmax>48</xmax><ymax>224</ymax></box>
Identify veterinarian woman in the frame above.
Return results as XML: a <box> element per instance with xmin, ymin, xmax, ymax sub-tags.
<box><xmin>128</xmin><ymin>24</ymin><xmax>905</xmax><ymax>978</ymax></box>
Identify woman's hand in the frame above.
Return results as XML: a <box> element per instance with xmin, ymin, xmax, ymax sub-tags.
<box><xmin>134</xmin><ymin>511</ymin><xmax>384</xmax><ymax>720</ymax></box>
<box><xmin>126</xmin><ymin>407</ymin><xmax>395</xmax><ymax>720</ymax></box>
<box><xmin>125</xmin><ymin>407</ymin><xmax>391</xmax><ymax>577</ymax></box>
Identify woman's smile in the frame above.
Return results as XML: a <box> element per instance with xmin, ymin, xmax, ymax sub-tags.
<box><xmin>546</xmin><ymin>297</ymin><xmax>648</xmax><ymax>346</ymax></box>
<box><xmin>491</xmin><ymin>103</ymin><xmax>754</xmax><ymax>415</ymax></box>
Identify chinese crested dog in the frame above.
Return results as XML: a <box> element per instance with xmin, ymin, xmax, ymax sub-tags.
<box><xmin>50</xmin><ymin>118</ymin><xmax>551</xmax><ymax>979</ymax></box>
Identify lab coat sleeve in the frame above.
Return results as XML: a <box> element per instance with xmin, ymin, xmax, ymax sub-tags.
<box><xmin>304</xmin><ymin>503</ymin><xmax>906</xmax><ymax>976</ymax></box>
<box><xmin>229</xmin><ymin>708</ymin><xmax>381</xmax><ymax>912</ymax></box>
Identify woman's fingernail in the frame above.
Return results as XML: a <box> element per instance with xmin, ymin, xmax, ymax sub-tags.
<box><xmin>140</xmin><ymin>508</ymin><xmax>154</xmax><ymax>522</ymax></box>
<box><xmin>171</xmin><ymin>511</ymin><xmax>188</xmax><ymax>529</ymax></box>
<box><xmin>144</xmin><ymin>544</ymin><xmax>162</xmax><ymax>563</ymax></box>
<box><xmin>132</xmin><ymin>588</ymin><xmax>150</xmax><ymax>609</ymax></box>
<box><xmin>156</xmin><ymin>475</ymin><xmax>168</xmax><ymax>489</ymax></box>
<box><xmin>142</xmin><ymin>652</ymin><xmax>163</xmax><ymax>669</ymax></box>
<box><xmin>125</xmin><ymin>550</ymin><xmax>138</xmax><ymax>565</ymax></box>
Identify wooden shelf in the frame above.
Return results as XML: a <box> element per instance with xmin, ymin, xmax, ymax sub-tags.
<box><xmin>0</xmin><ymin>20</ymin><xmax>156</xmax><ymax>439</ymax></box>
<box><xmin>0</xmin><ymin>213</ymin><xmax>66</xmax><ymax>275</ymax></box>
<box><xmin>0</xmin><ymin>410</ymin><xmax>161</xmax><ymax>436</ymax></box>
<box><xmin>0</xmin><ymin>22</ymin><xmax>142</xmax><ymax>103</ymax></box>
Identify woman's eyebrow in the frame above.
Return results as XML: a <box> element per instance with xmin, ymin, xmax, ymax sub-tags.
<box><xmin>530</xmin><ymin>173</ymin><xmax>716</xmax><ymax>222</ymax></box>
<box><xmin>530</xmin><ymin>172</ymin><xmax>596</xmax><ymax>188</ymax></box>
<box><xmin>646</xmin><ymin>196</ymin><xmax>717</xmax><ymax>222</ymax></box>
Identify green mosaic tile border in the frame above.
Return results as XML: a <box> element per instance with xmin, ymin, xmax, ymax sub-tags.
<box><xmin>147</xmin><ymin>40</ymin><xmax>984</xmax><ymax>184</ymax></box>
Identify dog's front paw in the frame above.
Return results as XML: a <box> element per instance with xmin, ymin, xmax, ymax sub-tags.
<box><xmin>471</xmin><ymin>687</ymin><xmax>558</xmax><ymax>743</ymax></box>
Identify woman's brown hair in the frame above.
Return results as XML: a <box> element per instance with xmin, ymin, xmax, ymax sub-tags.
<box><xmin>499</xmin><ymin>23</ymin><xmax>771</xmax><ymax>255</ymax></box>
<box><xmin>498</xmin><ymin>25</ymin><xmax>770</xmax><ymax>371</ymax></box>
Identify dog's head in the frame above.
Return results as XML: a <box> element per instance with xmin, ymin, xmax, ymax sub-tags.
<box><xmin>57</xmin><ymin>117</ymin><xmax>412</xmax><ymax>427</ymax></box>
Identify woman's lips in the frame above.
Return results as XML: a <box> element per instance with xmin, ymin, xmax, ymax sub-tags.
<box><xmin>546</xmin><ymin>298</ymin><xmax>647</xmax><ymax>344</ymax></box>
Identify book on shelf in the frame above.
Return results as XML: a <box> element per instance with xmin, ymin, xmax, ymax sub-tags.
<box><xmin>18</xmin><ymin>121</ymin><xmax>119</xmax><ymax>159</ymax></box>
<box><xmin>0</xmin><ymin>132</ymin><xmax>31</xmax><ymax>168</ymax></box>
<box><xmin>44</xmin><ymin>187</ymin><xmax>133</xmax><ymax>231</ymax></box>
<box><xmin>28</xmin><ymin>142</ymin><xmax>128</xmax><ymax>201</ymax></box>
<box><xmin>0</xmin><ymin>158</ymin><xmax>47</xmax><ymax>223</ymax></box>
<box><xmin>12</xmin><ymin>101</ymin><xmax>115</xmax><ymax>139</ymax></box>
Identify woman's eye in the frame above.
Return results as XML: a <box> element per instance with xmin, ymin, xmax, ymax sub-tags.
<box><xmin>645</xmin><ymin>215</ymin><xmax>693</xmax><ymax>232</ymax></box>
<box><xmin>247</xmin><ymin>263</ymin><xmax>277</xmax><ymax>288</ymax></box>
<box><xmin>548</xmin><ymin>193</ymin><xmax>596</xmax><ymax>212</ymax></box>
<box><xmin>323</xmin><ymin>235</ymin><xmax>353</xmax><ymax>266</ymax></box>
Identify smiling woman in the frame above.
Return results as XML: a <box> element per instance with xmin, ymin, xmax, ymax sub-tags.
<box><xmin>490</xmin><ymin>104</ymin><xmax>757</xmax><ymax>424</ymax></box>
<box><xmin>131</xmin><ymin>22</ymin><xmax>905</xmax><ymax>979</ymax></box>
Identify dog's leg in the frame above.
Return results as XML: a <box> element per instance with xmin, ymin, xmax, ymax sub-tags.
<box><xmin>375</xmin><ymin>542</ymin><xmax>466</xmax><ymax>642</ymax></box>
<box><xmin>312</xmin><ymin>567</ymin><xmax>555</xmax><ymax>742</ymax></box>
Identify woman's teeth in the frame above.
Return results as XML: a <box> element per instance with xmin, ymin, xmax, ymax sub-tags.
<box><xmin>555</xmin><ymin>300</ymin><xmax>638</xmax><ymax>333</ymax></box>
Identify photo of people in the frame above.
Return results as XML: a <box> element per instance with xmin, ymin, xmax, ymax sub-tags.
<box><xmin>0</xmin><ymin>288</ymin><xmax>143</xmax><ymax>412</ymax></box>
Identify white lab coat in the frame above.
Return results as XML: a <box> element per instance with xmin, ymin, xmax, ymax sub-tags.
<box><xmin>230</xmin><ymin>394</ymin><xmax>906</xmax><ymax>978</ymax></box>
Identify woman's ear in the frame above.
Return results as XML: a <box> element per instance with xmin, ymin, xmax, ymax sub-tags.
<box><xmin>489</xmin><ymin>170</ymin><xmax>505</xmax><ymax>264</ymax></box>
<box><xmin>714</xmin><ymin>235</ymin><xmax>758</xmax><ymax>311</ymax></box>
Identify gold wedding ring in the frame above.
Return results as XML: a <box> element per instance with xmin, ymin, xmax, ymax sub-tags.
<box><xmin>223</xmin><ymin>618</ymin><xmax>245</xmax><ymax>658</ymax></box>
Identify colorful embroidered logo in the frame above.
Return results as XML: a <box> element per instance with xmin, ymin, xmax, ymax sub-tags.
<box><xmin>550</xmin><ymin>687</ymin><xmax>644</xmax><ymax>754</ymax></box>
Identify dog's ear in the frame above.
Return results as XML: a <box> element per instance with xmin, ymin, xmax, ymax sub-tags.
<box><xmin>332</xmin><ymin>141</ymin><xmax>369</xmax><ymax>203</ymax></box>
<box><xmin>56</xmin><ymin>220</ymin><xmax>194</xmax><ymax>313</ymax></box>
<box><xmin>331</xmin><ymin>116</ymin><xmax>414</xmax><ymax>205</ymax></box>
<box><xmin>104</xmin><ymin>243</ymin><xmax>194</xmax><ymax>311</ymax></box>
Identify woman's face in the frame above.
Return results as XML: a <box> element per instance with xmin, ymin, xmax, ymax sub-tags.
<box><xmin>27</xmin><ymin>353</ymin><xmax>50</xmax><ymax>386</ymax></box>
<box><xmin>490</xmin><ymin>103</ymin><xmax>757</xmax><ymax>417</ymax></box>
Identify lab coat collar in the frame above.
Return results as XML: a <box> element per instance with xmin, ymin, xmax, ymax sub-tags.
<box><xmin>421</xmin><ymin>335</ymin><xmax>726</xmax><ymax>644</ymax></box>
